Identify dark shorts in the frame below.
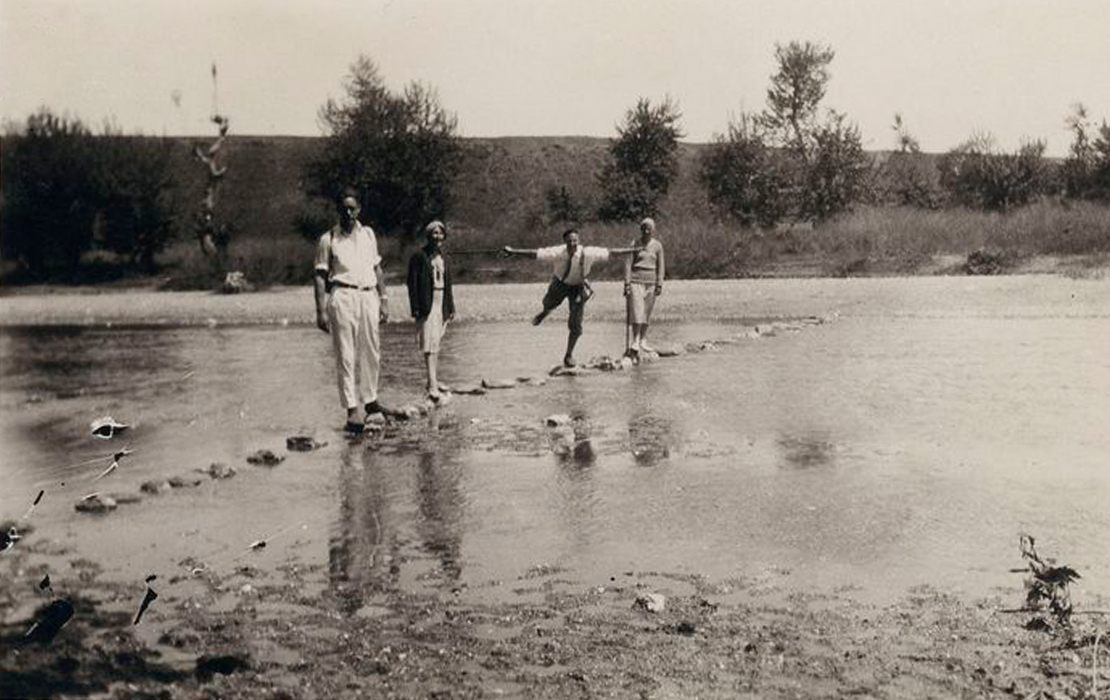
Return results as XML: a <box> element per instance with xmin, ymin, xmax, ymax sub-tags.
<box><xmin>542</xmin><ymin>277</ymin><xmax>588</xmax><ymax>335</ymax></box>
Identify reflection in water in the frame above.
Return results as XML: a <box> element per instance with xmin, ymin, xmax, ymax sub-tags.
<box><xmin>329</xmin><ymin>442</ymin><xmax>395</xmax><ymax>614</ymax></box>
<box><xmin>551</xmin><ymin>415</ymin><xmax>596</xmax><ymax>469</ymax></box>
<box><xmin>628</xmin><ymin>413</ymin><xmax>676</xmax><ymax>466</ymax></box>
<box><xmin>776</xmin><ymin>433</ymin><xmax>837</xmax><ymax>470</ymax></box>
<box><xmin>415</xmin><ymin>449</ymin><xmax>465</xmax><ymax>581</ymax></box>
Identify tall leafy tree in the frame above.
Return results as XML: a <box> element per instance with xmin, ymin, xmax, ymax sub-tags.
<box><xmin>597</xmin><ymin>97</ymin><xmax>684</xmax><ymax>221</ymax></box>
<box><xmin>308</xmin><ymin>56</ymin><xmax>462</xmax><ymax>240</ymax></box>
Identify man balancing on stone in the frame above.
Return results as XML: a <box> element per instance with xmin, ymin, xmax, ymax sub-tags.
<box><xmin>503</xmin><ymin>228</ymin><xmax>637</xmax><ymax>368</ymax></box>
<box><xmin>314</xmin><ymin>190</ymin><xmax>391</xmax><ymax>433</ymax></box>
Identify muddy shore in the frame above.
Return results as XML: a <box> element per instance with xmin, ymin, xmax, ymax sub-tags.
<box><xmin>3</xmin><ymin>278</ymin><xmax>1110</xmax><ymax>699</ymax></box>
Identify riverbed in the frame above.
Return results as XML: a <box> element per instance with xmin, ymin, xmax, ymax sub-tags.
<box><xmin>2</xmin><ymin>276</ymin><xmax>1108</xmax><ymax>698</ymax></box>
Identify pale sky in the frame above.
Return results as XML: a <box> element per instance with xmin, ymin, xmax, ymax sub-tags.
<box><xmin>2</xmin><ymin>0</ymin><xmax>1108</xmax><ymax>156</ymax></box>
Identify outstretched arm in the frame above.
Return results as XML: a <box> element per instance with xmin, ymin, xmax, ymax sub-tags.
<box><xmin>502</xmin><ymin>246</ymin><xmax>538</xmax><ymax>258</ymax></box>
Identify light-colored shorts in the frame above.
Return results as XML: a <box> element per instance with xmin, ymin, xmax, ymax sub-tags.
<box><xmin>626</xmin><ymin>282</ymin><xmax>657</xmax><ymax>324</ymax></box>
<box><xmin>417</xmin><ymin>289</ymin><xmax>447</xmax><ymax>353</ymax></box>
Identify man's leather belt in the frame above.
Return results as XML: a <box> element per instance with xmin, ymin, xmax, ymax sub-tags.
<box><xmin>331</xmin><ymin>281</ymin><xmax>373</xmax><ymax>291</ymax></box>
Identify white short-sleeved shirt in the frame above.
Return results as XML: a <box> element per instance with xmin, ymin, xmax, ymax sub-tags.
<box><xmin>315</xmin><ymin>223</ymin><xmax>381</xmax><ymax>288</ymax></box>
<box><xmin>536</xmin><ymin>245</ymin><xmax>609</xmax><ymax>286</ymax></box>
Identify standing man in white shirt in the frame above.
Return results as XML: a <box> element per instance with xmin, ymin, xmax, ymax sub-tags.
<box><xmin>314</xmin><ymin>190</ymin><xmax>390</xmax><ymax>432</ymax></box>
<box><xmin>503</xmin><ymin>228</ymin><xmax>636</xmax><ymax>368</ymax></box>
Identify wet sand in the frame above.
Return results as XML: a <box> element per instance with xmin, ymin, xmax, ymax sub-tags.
<box><xmin>3</xmin><ymin>279</ymin><xmax>1110</xmax><ymax>699</ymax></box>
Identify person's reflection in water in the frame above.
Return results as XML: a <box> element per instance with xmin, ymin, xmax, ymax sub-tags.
<box><xmin>551</xmin><ymin>412</ymin><xmax>600</xmax><ymax>549</ymax></box>
<box><xmin>776</xmin><ymin>432</ymin><xmax>837</xmax><ymax>470</ymax></box>
<box><xmin>328</xmin><ymin>441</ymin><xmax>396</xmax><ymax>615</ymax></box>
<box><xmin>628</xmin><ymin>411</ymin><xmax>677</xmax><ymax>466</ymax></box>
<box><xmin>415</xmin><ymin>449</ymin><xmax>465</xmax><ymax>582</ymax></box>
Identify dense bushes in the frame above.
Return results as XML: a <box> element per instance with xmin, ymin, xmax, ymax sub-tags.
<box><xmin>1</xmin><ymin>110</ymin><xmax>176</xmax><ymax>278</ymax></box>
<box><xmin>937</xmin><ymin>134</ymin><xmax>1050</xmax><ymax>211</ymax></box>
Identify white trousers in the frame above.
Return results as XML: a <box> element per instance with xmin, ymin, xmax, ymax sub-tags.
<box><xmin>327</xmin><ymin>287</ymin><xmax>381</xmax><ymax>409</ymax></box>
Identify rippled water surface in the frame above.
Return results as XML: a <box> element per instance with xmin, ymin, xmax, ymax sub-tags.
<box><xmin>2</xmin><ymin>278</ymin><xmax>1108</xmax><ymax>605</ymax></box>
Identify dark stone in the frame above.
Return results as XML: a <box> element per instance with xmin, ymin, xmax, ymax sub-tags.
<box><xmin>23</xmin><ymin>599</ymin><xmax>75</xmax><ymax>644</ymax></box>
<box><xmin>246</xmin><ymin>450</ymin><xmax>285</xmax><ymax>467</ymax></box>
<box><xmin>205</xmin><ymin>463</ymin><xmax>236</xmax><ymax>479</ymax></box>
<box><xmin>195</xmin><ymin>653</ymin><xmax>251</xmax><ymax>680</ymax></box>
<box><xmin>286</xmin><ymin>436</ymin><xmax>325</xmax><ymax>452</ymax></box>
<box><xmin>74</xmin><ymin>494</ymin><xmax>118</xmax><ymax>513</ymax></box>
<box><xmin>168</xmin><ymin>476</ymin><xmax>203</xmax><ymax>489</ymax></box>
<box><xmin>140</xmin><ymin>480</ymin><xmax>173</xmax><ymax>495</ymax></box>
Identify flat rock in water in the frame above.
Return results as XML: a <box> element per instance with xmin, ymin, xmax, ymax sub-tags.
<box><xmin>168</xmin><ymin>475</ymin><xmax>203</xmax><ymax>488</ymax></box>
<box><xmin>736</xmin><ymin>328</ymin><xmax>761</xmax><ymax>340</ymax></box>
<box><xmin>397</xmin><ymin>405</ymin><xmax>425</xmax><ymax>420</ymax></box>
<box><xmin>140</xmin><ymin>480</ymin><xmax>173</xmax><ymax>494</ymax></box>
<box><xmin>364</xmin><ymin>412</ymin><xmax>387</xmax><ymax>426</ymax></box>
<box><xmin>481</xmin><ymin>378</ymin><xmax>517</xmax><ymax>390</ymax></box>
<box><xmin>549</xmin><ymin>364</ymin><xmax>591</xmax><ymax>377</ymax></box>
<box><xmin>517</xmin><ymin>376</ymin><xmax>548</xmax><ymax>387</ymax></box>
<box><xmin>246</xmin><ymin>449</ymin><xmax>285</xmax><ymax>467</ymax></box>
<box><xmin>106</xmin><ymin>492</ymin><xmax>143</xmax><ymax>505</ymax></box>
<box><xmin>286</xmin><ymin>436</ymin><xmax>326</xmax><ymax>452</ymax></box>
<box><xmin>656</xmin><ymin>344</ymin><xmax>686</xmax><ymax>357</ymax></box>
<box><xmin>451</xmin><ymin>382</ymin><xmax>486</xmax><ymax>396</ymax></box>
<box><xmin>205</xmin><ymin>462</ymin><xmax>236</xmax><ymax>479</ymax></box>
<box><xmin>634</xmin><ymin>593</ymin><xmax>666</xmax><ymax>613</ymax></box>
<box><xmin>75</xmin><ymin>494</ymin><xmax>117</xmax><ymax>513</ymax></box>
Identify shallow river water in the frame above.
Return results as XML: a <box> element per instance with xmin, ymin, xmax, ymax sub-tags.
<box><xmin>1</xmin><ymin>277</ymin><xmax>1108</xmax><ymax>608</ymax></box>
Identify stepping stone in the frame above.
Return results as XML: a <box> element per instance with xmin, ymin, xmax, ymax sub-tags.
<box><xmin>205</xmin><ymin>462</ymin><xmax>236</xmax><ymax>479</ymax></box>
<box><xmin>246</xmin><ymin>450</ymin><xmax>285</xmax><ymax>467</ymax></box>
<box><xmin>481</xmin><ymin>378</ymin><xmax>517</xmax><ymax>390</ymax></box>
<box><xmin>140</xmin><ymin>480</ymin><xmax>173</xmax><ymax>495</ymax></box>
<box><xmin>169</xmin><ymin>475</ymin><xmax>204</xmax><ymax>488</ymax></box>
<box><xmin>545</xmin><ymin>414</ymin><xmax>572</xmax><ymax>427</ymax></box>
<box><xmin>286</xmin><ymin>436</ymin><xmax>326</xmax><ymax>452</ymax></box>
<box><xmin>451</xmin><ymin>383</ymin><xmax>487</xmax><ymax>395</ymax></box>
<box><xmin>657</xmin><ymin>344</ymin><xmax>686</xmax><ymax>357</ymax></box>
<box><xmin>75</xmin><ymin>493</ymin><xmax>117</xmax><ymax>513</ymax></box>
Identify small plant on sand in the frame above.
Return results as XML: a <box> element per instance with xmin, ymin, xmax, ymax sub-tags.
<box><xmin>1018</xmin><ymin>534</ymin><xmax>1081</xmax><ymax>629</ymax></box>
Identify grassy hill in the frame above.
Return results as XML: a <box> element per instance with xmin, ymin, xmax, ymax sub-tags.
<box><xmin>5</xmin><ymin>134</ymin><xmax>1109</xmax><ymax>287</ymax></box>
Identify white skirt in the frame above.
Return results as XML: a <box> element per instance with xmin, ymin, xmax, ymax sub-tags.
<box><xmin>417</xmin><ymin>288</ymin><xmax>447</xmax><ymax>353</ymax></box>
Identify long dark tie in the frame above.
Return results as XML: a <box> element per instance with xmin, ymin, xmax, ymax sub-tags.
<box><xmin>560</xmin><ymin>250</ymin><xmax>576</xmax><ymax>282</ymax></box>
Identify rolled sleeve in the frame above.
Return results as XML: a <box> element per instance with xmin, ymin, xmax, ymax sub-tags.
<box><xmin>314</xmin><ymin>232</ymin><xmax>331</xmax><ymax>274</ymax></box>
<box><xmin>536</xmin><ymin>245</ymin><xmax>563</xmax><ymax>261</ymax></box>
<box><xmin>584</xmin><ymin>246</ymin><xmax>609</xmax><ymax>264</ymax></box>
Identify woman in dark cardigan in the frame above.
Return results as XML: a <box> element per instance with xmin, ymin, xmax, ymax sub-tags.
<box><xmin>406</xmin><ymin>221</ymin><xmax>455</xmax><ymax>402</ymax></box>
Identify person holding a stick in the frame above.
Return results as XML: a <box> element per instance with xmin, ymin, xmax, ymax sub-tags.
<box><xmin>503</xmin><ymin>229</ymin><xmax>636</xmax><ymax>368</ymax></box>
<box><xmin>624</xmin><ymin>217</ymin><xmax>666</xmax><ymax>357</ymax></box>
<box><xmin>314</xmin><ymin>190</ymin><xmax>390</xmax><ymax>433</ymax></box>
<box><xmin>407</xmin><ymin>220</ymin><xmax>454</xmax><ymax>403</ymax></box>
